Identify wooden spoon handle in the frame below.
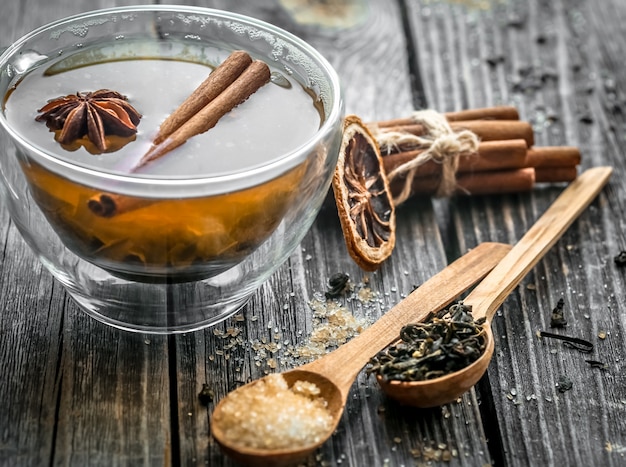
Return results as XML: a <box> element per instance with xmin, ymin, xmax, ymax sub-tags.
<box><xmin>466</xmin><ymin>166</ymin><xmax>612</xmax><ymax>321</ymax></box>
<box><xmin>301</xmin><ymin>241</ymin><xmax>512</xmax><ymax>392</ymax></box>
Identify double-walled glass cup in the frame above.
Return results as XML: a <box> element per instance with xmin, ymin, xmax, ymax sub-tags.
<box><xmin>0</xmin><ymin>6</ymin><xmax>343</xmax><ymax>333</ymax></box>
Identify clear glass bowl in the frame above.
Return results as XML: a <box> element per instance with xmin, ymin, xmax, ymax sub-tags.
<box><xmin>0</xmin><ymin>6</ymin><xmax>343</xmax><ymax>333</ymax></box>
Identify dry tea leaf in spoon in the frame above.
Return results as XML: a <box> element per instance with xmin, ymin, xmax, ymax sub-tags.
<box><xmin>332</xmin><ymin>115</ymin><xmax>396</xmax><ymax>270</ymax></box>
<box><xmin>370</xmin><ymin>166</ymin><xmax>612</xmax><ymax>408</ymax></box>
<box><xmin>368</xmin><ymin>301</ymin><xmax>487</xmax><ymax>382</ymax></box>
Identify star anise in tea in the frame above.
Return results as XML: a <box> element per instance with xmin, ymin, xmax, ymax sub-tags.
<box><xmin>36</xmin><ymin>89</ymin><xmax>141</xmax><ymax>153</ymax></box>
<box><xmin>332</xmin><ymin>115</ymin><xmax>396</xmax><ymax>271</ymax></box>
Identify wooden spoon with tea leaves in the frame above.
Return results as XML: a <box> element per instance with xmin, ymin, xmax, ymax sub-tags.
<box><xmin>377</xmin><ymin>166</ymin><xmax>613</xmax><ymax>408</ymax></box>
<box><xmin>211</xmin><ymin>166</ymin><xmax>611</xmax><ymax>465</ymax></box>
<box><xmin>210</xmin><ymin>241</ymin><xmax>512</xmax><ymax>466</ymax></box>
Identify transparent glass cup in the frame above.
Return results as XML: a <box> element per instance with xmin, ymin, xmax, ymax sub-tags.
<box><xmin>0</xmin><ymin>6</ymin><xmax>343</xmax><ymax>333</ymax></box>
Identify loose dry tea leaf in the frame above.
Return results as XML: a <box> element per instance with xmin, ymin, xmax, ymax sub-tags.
<box><xmin>325</xmin><ymin>272</ymin><xmax>351</xmax><ymax>299</ymax></box>
<box><xmin>550</xmin><ymin>297</ymin><xmax>567</xmax><ymax>328</ymax></box>
<box><xmin>614</xmin><ymin>250</ymin><xmax>626</xmax><ymax>266</ymax></box>
<box><xmin>538</xmin><ymin>331</ymin><xmax>594</xmax><ymax>353</ymax></box>
<box><xmin>367</xmin><ymin>301</ymin><xmax>486</xmax><ymax>382</ymax></box>
<box><xmin>332</xmin><ymin>115</ymin><xmax>396</xmax><ymax>270</ymax></box>
<box><xmin>586</xmin><ymin>359</ymin><xmax>608</xmax><ymax>370</ymax></box>
<box><xmin>198</xmin><ymin>383</ymin><xmax>215</xmax><ymax>406</ymax></box>
<box><xmin>557</xmin><ymin>375</ymin><xmax>573</xmax><ymax>393</ymax></box>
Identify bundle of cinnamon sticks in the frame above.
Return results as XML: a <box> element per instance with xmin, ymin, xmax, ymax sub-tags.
<box><xmin>367</xmin><ymin>106</ymin><xmax>581</xmax><ymax>200</ymax></box>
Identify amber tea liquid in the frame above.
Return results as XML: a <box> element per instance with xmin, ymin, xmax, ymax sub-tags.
<box><xmin>4</xmin><ymin>39</ymin><xmax>323</xmax><ymax>281</ymax></box>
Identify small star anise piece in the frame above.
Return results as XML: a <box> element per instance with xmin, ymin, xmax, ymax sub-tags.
<box><xmin>36</xmin><ymin>89</ymin><xmax>141</xmax><ymax>153</ymax></box>
<box><xmin>332</xmin><ymin>115</ymin><xmax>396</xmax><ymax>270</ymax></box>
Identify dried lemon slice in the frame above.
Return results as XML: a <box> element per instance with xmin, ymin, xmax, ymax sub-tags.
<box><xmin>332</xmin><ymin>115</ymin><xmax>396</xmax><ymax>270</ymax></box>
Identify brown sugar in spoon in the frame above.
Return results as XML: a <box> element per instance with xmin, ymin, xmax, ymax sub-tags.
<box><xmin>210</xmin><ymin>241</ymin><xmax>512</xmax><ymax>466</ymax></box>
<box><xmin>377</xmin><ymin>166</ymin><xmax>613</xmax><ymax>407</ymax></box>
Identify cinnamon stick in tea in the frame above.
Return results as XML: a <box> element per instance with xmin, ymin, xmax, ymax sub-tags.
<box><xmin>88</xmin><ymin>53</ymin><xmax>271</xmax><ymax>217</ymax></box>
<box><xmin>87</xmin><ymin>193</ymin><xmax>154</xmax><ymax>218</ymax></box>
<box><xmin>153</xmin><ymin>50</ymin><xmax>253</xmax><ymax>145</ymax></box>
<box><xmin>135</xmin><ymin>59</ymin><xmax>271</xmax><ymax>170</ymax></box>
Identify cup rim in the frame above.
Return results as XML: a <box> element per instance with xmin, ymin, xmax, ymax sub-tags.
<box><xmin>0</xmin><ymin>4</ymin><xmax>343</xmax><ymax>191</ymax></box>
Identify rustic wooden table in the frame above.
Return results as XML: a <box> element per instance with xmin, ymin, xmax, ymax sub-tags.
<box><xmin>1</xmin><ymin>0</ymin><xmax>625</xmax><ymax>465</ymax></box>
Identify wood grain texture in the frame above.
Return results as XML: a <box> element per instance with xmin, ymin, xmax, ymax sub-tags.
<box><xmin>0</xmin><ymin>1</ymin><xmax>171</xmax><ymax>466</ymax></box>
<box><xmin>1</xmin><ymin>0</ymin><xmax>625</xmax><ymax>466</ymax></box>
<box><xmin>404</xmin><ymin>0</ymin><xmax>626</xmax><ymax>465</ymax></box>
<box><xmin>0</xmin><ymin>222</ymin><xmax>64</xmax><ymax>467</ymax></box>
<box><xmin>161</xmin><ymin>1</ymin><xmax>457</xmax><ymax>465</ymax></box>
<box><xmin>0</xmin><ymin>3</ymin><xmax>63</xmax><ymax>466</ymax></box>
<box><xmin>161</xmin><ymin>0</ymin><xmax>490</xmax><ymax>465</ymax></box>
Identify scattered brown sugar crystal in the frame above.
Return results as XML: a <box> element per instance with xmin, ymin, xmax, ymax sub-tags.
<box><xmin>293</xmin><ymin>298</ymin><xmax>368</xmax><ymax>361</ymax></box>
<box><xmin>213</xmin><ymin>374</ymin><xmax>333</xmax><ymax>450</ymax></box>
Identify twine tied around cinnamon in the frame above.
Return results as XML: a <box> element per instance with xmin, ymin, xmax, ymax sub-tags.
<box><xmin>372</xmin><ymin>109</ymin><xmax>480</xmax><ymax>204</ymax></box>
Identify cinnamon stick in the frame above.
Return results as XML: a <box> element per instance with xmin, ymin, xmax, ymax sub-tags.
<box><xmin>394</xmin><ymin>163</ymin><xmax>579</xmax><ymax>200</ymax></box>
<box><xmin>153</xmin><ymin>50</ymin><xmax>253</xmax><ymax>145</ymax></box>
<box><xmin>382</xmin><ymin>139</ymin><xmax>528</xmax><ymax>177</ymax></box>
<box><xmin>452</xmin><ymin>120</ymin><xmax>534</xmax><ymax>146</ymax></box>
<box><xmin>445</xmin><ymin>106</ymin><xmax>520</xmax><ymax>122</ymax></box>
<box><xmin>87</xmin><ymin>193</ymin><xmax>154</xmax><ymax>218</ymax></box>
<box><xmin>374</xmin><ymin>120</ymin><xmax>535</xmax><ymax>147</ymax></box>
<box><xmin>375</xmin><ymin>106</ymin><xmax>520</xmax><ymax>128</ymax></box>
<box><xmin>535</xmin><ymin>166</ymin><xmax>578</xmax><ymax>183</ymax></box>
<box><xmin>134</xmin><ymin>59</ymin><xmax>271</xmax><ymax>171</ymax></box>
<box><xmin>525</xmin><ymin>146</ymin><xmax>581</xmax><ymax>168</ymax></box>
<box><xmin>382</xmin><ymin>141</ymin><xmax>580</xmax><ymax>178</ymax></box>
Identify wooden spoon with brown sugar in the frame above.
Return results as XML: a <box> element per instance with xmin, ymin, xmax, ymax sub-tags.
<box><xmin>210</xmin><ymin>241</ymin><xmax>511</xmax><ymax>466</ymax></box>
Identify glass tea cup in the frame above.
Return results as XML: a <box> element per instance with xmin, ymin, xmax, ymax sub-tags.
<box><xmin>0</xmin><ymin>6</ymin><xmax>343</xmax><ymax>333</ymax></box>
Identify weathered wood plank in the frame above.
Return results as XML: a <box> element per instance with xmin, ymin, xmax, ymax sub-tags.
<box><xmin>405</xmin><ymin>0</ymin><xmax>626</xmax><ymax>465</ymax></box>
<box><xmin>0</xmin><ymin>3</ymin><xmax>64</xmax><ymax>465</ymax></box>
<box><xmin>163</xmin><ymin>0</ymin><xmax>497</xmax><ymax>466</ymax></box>
<box><xmin>0</xmin><ymin>1</ymin><xmax>171</xmax><ymax>466</ymax></box>
<box><xmin>2</xmin><ymin>0</ymin><xmax>624</xmax><ymax>465</ymax></box>
<box><xmin>0</xmin><ymin>222</ymin><xmax>64</xmax><ymax>467</ymax></box>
